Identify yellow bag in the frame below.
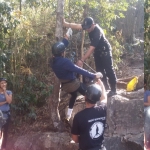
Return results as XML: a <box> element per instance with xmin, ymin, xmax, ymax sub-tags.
<box><xmin>126</xmin><ymin>76</ymin><xmax>138</xmax><ymax>92</ymax></box>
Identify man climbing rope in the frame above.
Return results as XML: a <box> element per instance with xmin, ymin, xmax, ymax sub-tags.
<box><xmin>71</xmin><ymin>81</ymin><xmax>107</xmax><ymax>150</ymax></box>
<box><xmin>50</xmin><ymin>28</ymin><xmax>103</xmax><ymax>121</ymax></box>
<box><xmin>63</xmin><ymin>17</ymin><xmax>117</xmax><ymax>97</ymax></box>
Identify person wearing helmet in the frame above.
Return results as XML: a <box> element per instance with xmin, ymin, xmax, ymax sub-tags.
<box><xmin>51</xmin><ymin>28</ymin><xmax>103</xmax><ymax>121</ymax></box>
<box><xmin>0</xmin><ymin>78</ymin><xmax>12</xmax><ymax>150</ymax></box>
<box><xmin>71</xmin><ymin>80</ymin><xmax>107</xmax><ymax>150</ymax></box>
<box><xmin>63</xmin><ymin>17</ymin><xmax>117</xmax><ymax>97</ymax></box>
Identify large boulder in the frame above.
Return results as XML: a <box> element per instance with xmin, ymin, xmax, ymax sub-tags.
<box><xmin>105</xmin><ymin>94</ymin><xmax>144</xmax><ymax>150</ymax></box>
<box><xmin>7</xmin><ymin>91</ymin><xmax>144</xmax><ymax>150</ymax></box>
<box><xmin>11</xmin><ymin>132</ymin><xmax>78</xmax><ymax>150</ymax></box>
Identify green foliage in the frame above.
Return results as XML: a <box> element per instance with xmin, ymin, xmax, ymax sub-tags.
<box><xmin>65</xmin><ymin>0</ymin><xmax>132</xmax><ymax>68</ymax></box>
<box><xmin>0</xmin><ymin>2</ymin><xmax>20</xmax><ymax>38</ymax></box>
<box><xmin>0</xmin><ymin>1</ymin><xmax>20</xmax><ymax>76</ymax></box>
<box><xmin>10</xmin><ymin>75</ymin><xmax>53</xmax><ymax>119</ymax></box>
<box><xmin>144</xmin><ymin>0</ymin><xmax>150</xmax><ymax>81</ymax></box>
<box><xmin>0</xmin><ymin>2</ymin><xmax>54</xmax><ymax>121</ymax></box>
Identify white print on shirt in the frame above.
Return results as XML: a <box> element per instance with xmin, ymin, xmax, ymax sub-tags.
<box><xmin>88</xmin><ymin>117</ymin><xmax>105</xmax><ymax>123</ymax></box>
<box><xmin>89</xmin><ymin>122</ymin><xmax>104</xmax><ymax>139</ymax></box>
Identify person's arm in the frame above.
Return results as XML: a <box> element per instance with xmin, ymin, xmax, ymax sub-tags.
<box><xmin>77</xmin><ymin>46</ymin><xmax>95</xmax><ymax>67</ymax></box>
<box><xmin>71</xmin><ymin>113</ymin><xmax>80</xmax><ymax>143</ymax></box>
<box><xmin>62</xmin><ymin>38</ymin><xmax>69</xmax><ymax>47</ymax></box>
<box><xmin>4</xmin><ymin>91</ymin><xmax>12</xmax><ymax>104</ymax></box>
<box><xmin>144</xmin><ymin>95</ymin><xmax>150</xmax><ymax>106</ymax></box>
<box><xmin>64</xmin><ymin>59</ymin><xmax>96</xmax><ymax>79</ymax></box>
<box><xmin>62</xmin><ymin>28</ymin><xmax>73</xmax><ymax>47</ymax></box>
<box><xmin>0</xmin><ymin>101</ymin><xmax>7</xmax><ymax>106</ymax></box>
<box><xmin>96</xmin><ymin>79</ymin><xmax>107</xmax><ymax>102</ymax></box>
<box><xmin>77</xmin><ymin>27</ymin><xmax>101</xmax><ymax>67</ymax></box>
<box><xmin>71</xmin><ymin>134</ymin><xmax>79</xmax><ymax>143</ymax></box>
<box><xmin>63</xmin><ymin>19</ymin><xmax>82</xmax><ymax>30</ymax></box>
<box><xmin>1</xmin><ymin>87</ymin><xmax>12</xmax><ymax>104</ymax></box>
<box><xmin>81</xmin><ymin>46</ymin><xmax>95</xmax><ymax>61</ymax></box>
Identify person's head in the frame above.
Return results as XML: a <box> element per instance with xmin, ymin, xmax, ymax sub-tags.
<box><xmin>82</xmin><ymin>17</ymin><xmax>95</xmax><ymax>33</ymax></box>
<box><xmin>85</xmin><ymin>84</ymin><xmax>102</xmax><ymax>104</ymax></box>
<box><xmin>0</xmin><ymin>78</ymin><xmax>7</xmax><ymax>89</ymax></box>
<box><xmin>52</xmin><ymin>42</ymin><xmax>66</xmax><ymax>57</ymax></box>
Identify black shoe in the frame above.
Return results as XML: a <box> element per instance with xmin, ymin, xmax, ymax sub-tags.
<box><xmin>107</xmin><ymin>91</ymin><xmax>117</xmax><ymax>97</ymax></box>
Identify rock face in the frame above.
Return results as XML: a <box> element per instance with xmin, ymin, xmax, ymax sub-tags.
<box><xmin>105</xmin><ymin>94</ymin><xmax>144</xmax><ymax>150</ymax></box>
<box><xmin>12</xmin><ymin>132</ymin><xmax>78</xmax><ymax>150</ymax></box>
<box><xmin>8</xmin><ymin>91</ymin><xmax>144</xmax><ymax>150</ymax></box>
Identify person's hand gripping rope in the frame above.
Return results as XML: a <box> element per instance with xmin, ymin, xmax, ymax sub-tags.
<box><xmin>66</xmin><ymin>28</ymin><xmax>73</xmax><ymax>38</ymax></box>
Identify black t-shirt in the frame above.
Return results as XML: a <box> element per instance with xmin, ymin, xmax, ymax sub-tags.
<box><xmin>89</xmin><ymin>24</ymin><xmax>111</xmax><ymax>52</ymax></box>
<box><xmin>71</xmin><ymin>104</ymin><xmax>107</xmax><ymax>150</ymax></box>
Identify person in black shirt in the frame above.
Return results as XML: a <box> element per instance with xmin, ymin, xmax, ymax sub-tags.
<box><xmin>63</xmin><ymin>17</ymin><xmax>117</xmax><ymax>97</ymax></box>
<box><xmin>71</xmin><ymin>79</ymin><xmax>107</xmax><ymax>150</ymax></box>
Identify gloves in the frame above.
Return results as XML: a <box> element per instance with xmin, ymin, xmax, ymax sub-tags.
<box><xmin>95</xmin><ymin>72</ymin><xmax>103</xmax><ymax>78</ymax></box>
<box><xmin>66</xmin><ymin>28</ymin><xmax>73</xmax><ymax>37</ymax></box>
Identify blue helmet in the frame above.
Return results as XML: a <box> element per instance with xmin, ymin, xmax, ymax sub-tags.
<box><xmin>85</xmin><ymin>84</ymin><xmax>102</xmax><ymax>104</ymax></box>
<box><xmin>52</xmin><ymin>42</ymin><xmax>66</xmax><ymax>56</ymax></box>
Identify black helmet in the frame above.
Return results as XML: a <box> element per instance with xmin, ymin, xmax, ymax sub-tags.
<box><xmin>82</xmin><ymin>17</ymin><xmax>94</xmax><ymax>30</ymax></box>
<box><xmin>85</xmin><ymin>84</ymin><xmax>102</xmax><ymax>104</ymax></box>
<box><xmin>0</xmin><ymin>78</ymin><xmax>7</xmax><ymax>82</ymax></box>
<box><xmin>52</xmin><ymin>42</ymin><xmax>66</xmax><ymax>56</ymax></box>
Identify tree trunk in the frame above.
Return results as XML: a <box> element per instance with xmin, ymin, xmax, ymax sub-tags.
<box><xmin>55</xmin><ymin>0</ymin><xmax>64</xmax><ymax>40</ymax></box>
<box><xmin>80</xmin><ymin>2</ymin><xmax>88</xmax><ymax>82</ymax></box>
<box><xmin>48</xmin><ymin>0</ymin><xmax>65</xmax><ymax>132</ymax></box>
<box><xmin>20</xmin><ymin>0</ymin><xmax>22</xmax><ymax>11</ymax></box>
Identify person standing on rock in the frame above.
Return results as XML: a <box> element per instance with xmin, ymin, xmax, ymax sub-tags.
<box><xmin>144</xmin><ymin>80</ymin><xmax>150</xmax><ymax>111</ymax></box>
<box><xmin>71</xmin><ymin>81</ymin><xmax>107</xmax><ymax>150</ymax></box>
<box><xmin>63</xmin><ymin>17</ymin><xmax>117</xmax><ymax>97</ymax></box>
<box><xmin>0</xmin><ymin>78</ymin><xmax>12</xmax><ymax>150</ymax></box>
<box><xmin>50</xmin><ymin>28</ymin><xmax>103</xmax><ymax>122</ymax></box>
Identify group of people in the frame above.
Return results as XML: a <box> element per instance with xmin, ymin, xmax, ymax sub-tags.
<box><xmin>0</xmin><ymin>17</ymin><xmax>116</xmax><ymax>150</ymax></box>
<box><xmin>51</xmin><ymin>17</ymin><xmax>118</xmax><ymax>150</ymax></box>
<box><xmin>1</xmin><ymin>16</ymin><xmax>148</xmax><ymax>150</ymax></box>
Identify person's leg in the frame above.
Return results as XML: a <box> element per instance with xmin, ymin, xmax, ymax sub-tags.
<box><xmin>77</xmin><ymin>83</ymin><xmax>87</xmax><ymax>96</ymax></box>
<box><xmin>103</xmin><ymin>54</ymin><xmax>117</xmax><ymax>96</ymax></box>
<box><xmin>1</xmin><ymin>116</ymin><xmax>10</xmax><ymax>150</ymax></box>
<box><xmin>66</xmin><ymin>83</ymin><xmax>86</xmax><ymax>121</ymax></box>
<box><xmin>66</xmin><ymin>91</ymin><xmax>78</xmax><ymax>120</ymax></box>
<box><xmin>94</xmin><ymin>53</ymin><xmax>109</xmax><ymax>90</ymax></box>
